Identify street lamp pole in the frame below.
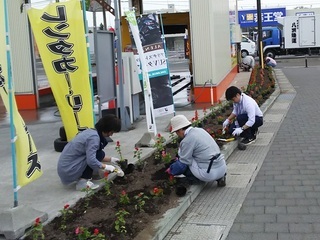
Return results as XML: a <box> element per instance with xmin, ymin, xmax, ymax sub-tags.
<box><xmin>257</xmin><ymin>0</ymin><xmax>264</xmax><ymax>68</ymax></box>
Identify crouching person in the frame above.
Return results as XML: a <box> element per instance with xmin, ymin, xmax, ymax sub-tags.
<box><xmin>57</xmin><ymin>114</ymin><xmax>124</xmax><ymax>191</ymax></box>
<box><xmin>166</xmin><ymin>115</ymin><xmax>227</xmax><ymax>186</ymax></box>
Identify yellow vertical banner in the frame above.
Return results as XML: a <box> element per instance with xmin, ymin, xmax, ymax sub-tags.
<box><xmin>28</xmin><ymin>0</ymin><xmax>94</xmax><ymax>141</ymax></box>
<box><xmin>0</xmin><ymin>0</ymin><xmax>42</xmax><ymax>188</ymax></box>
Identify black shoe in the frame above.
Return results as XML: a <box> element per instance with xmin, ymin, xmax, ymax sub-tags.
<box><xmin>217</xmin><ymin>173</ymin><xmax>226</xmax><ymax>187</ymax></box>
<box><xmin>241</xmin><ymin>136</ymin><xmax>256</xmax><ymax>145</ymax></box>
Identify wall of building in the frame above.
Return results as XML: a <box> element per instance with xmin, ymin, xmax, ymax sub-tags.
<box><xmin>8</xmin><ymin>1</ymin><xmax>37</xmax><ymax>109</ymax></box>
<box><xmin>190</xmin><ymin>0</ymin><xmax>236</xmax><ymax>103</ymax></box>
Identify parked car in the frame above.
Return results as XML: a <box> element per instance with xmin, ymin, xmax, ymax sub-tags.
<box><xmin>241</xmin><ymin>35</ymin><xmax>256</xmax><ymax>57</ymax></box>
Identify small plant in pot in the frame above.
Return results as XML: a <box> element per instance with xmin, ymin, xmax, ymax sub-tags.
<box><xmin>115</xmin><ymin>141</ymin><xmax>128</xmax><ymax>170</ymax></box>
<box><xmin>133</xmin><ymin>147</ymin><xmax>145</xmax><ymax>172</ymax></box>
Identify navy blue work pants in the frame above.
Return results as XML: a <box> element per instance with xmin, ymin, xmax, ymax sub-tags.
<box><xmin>80</xmin><ymin>150</ymin><xmax>105</xmax><ymax>179</ymax></box>
<box><xmin>229</xmin><ymin>114</ymin><xmax>263</xmax><ymax>139</ymax></box>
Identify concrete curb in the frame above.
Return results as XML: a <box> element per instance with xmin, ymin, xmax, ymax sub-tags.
<box><xmin>144</xmin><ymin>70</ymin><xmax>282</xmax><ymax>240</ymax></box>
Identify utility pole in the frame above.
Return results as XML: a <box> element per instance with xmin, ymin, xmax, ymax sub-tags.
<box><xmin>257</xmin><ymin>0</ymin><xmax>264</xmax><ymax>68</ymax></box>
<box><xmin>114</xmin><ymin>0</ymin><xmax>130</xmax><ymax>130</ymax></box>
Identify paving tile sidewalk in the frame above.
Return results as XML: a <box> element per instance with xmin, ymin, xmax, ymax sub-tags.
<box><xmin>164</xmin><ymin>69</ymin><xmax>291</xmax><ymax>240</ymax></box>
<box><xmin>226</xmin><ymin>67</ymin><xmax>320</xmax><ymax>240</ymax></box>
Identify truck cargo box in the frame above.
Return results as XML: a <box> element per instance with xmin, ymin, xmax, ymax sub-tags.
<box><xmin>278</xmin><ymin>15</ymin><xmax>320</xmax><ymax>49</ymax></box>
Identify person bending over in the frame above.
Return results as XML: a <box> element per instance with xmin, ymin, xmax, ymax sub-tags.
<box><xmin>265</xmin><ymin>56</ymin><xmax>277</xmax><ymax>68</ymax></box>
<box><xmin>57</xmin><ymin>114</ymin><xmax>123</xmax><ymax>191</ymax></box>
<box><xmin>241</xmin><ymin>55</ymin><xmax>255</xmax><ymax>71</ymax></box>
<box><xmin>223</xmin><ymin>86</ymin><xmax>263</xmax><ymax>145</ymax></box>
<box><xmin>166</xmin><ymin>115</ymin><xmax>227</xmax><ymax>186</ymax></box>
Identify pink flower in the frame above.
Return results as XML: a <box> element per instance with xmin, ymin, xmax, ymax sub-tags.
<box><xmin>75</xmin><ymin>227</ymin><xmax>80</xmax><ymax>235</ymax></box>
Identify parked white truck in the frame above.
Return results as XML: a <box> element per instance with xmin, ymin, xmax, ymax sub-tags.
<box><xmin>260</xmin><ymin>15</ymin><xmax>320</xmax><ymax>58</ymax></box>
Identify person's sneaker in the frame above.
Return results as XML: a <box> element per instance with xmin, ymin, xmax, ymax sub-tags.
<box><xmin>76</xmin><ymin>179</ymin><xmax>99</xmax><ymax>191</ymax></box>
<box><xmin>217</xmin><ymin>173</ymin><xmax>226</xmax><ymax>187</ymax></box>
<box><xmin>241</xmin><ymin>136</ymin><xmax>256</xmax><ymax>145</ymax></box>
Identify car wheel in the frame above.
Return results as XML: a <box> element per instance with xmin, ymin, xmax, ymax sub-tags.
<box><xmin>265</xmin><ymin>50</ymin><xmax>275</xmax><ymax>59</ymax></box>
<box><xmin>54</xmin><ymin>138</ymin><xmax>68</xmax><ymax>152</ymax></box>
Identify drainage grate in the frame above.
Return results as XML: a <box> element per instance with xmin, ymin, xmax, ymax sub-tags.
<box><xmin>167</xmin><ymin>223</ymin><xmax>225</xmax><ymax>240</ymax></box>
<box><xmin>263</xmin><ymin>113</ymin><xmax>284</xmax><ymax>122</ymax></box>
<box><xmin>254</xmin><ymin>132</ymin><xmax>273</xmax><ymax>146</ymax></box>
<box><xmin>270</xmin><ymin>102</ymin><xmax>290</xmax><ymax>110</ymax></box>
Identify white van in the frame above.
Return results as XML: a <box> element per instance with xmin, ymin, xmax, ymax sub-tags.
<box><xmin>241</xmin><ymin>35</ymin><xmax>256</xmax><ymax>57</ymax></box>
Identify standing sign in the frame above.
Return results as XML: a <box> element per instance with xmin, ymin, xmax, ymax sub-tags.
<box><xmin>28</xmin><ymin>0</ymin><xmax>94</xmax><ymax>141</ymax></box>
<box><xmin>238</xmin><ymin>8</ymin><xmax>286</xmax><ymax>28</ymax></box>
<box><xmin>126</xmin><ymin>12</ymin><xmax>174</xmax><ymax>118</ymax></box>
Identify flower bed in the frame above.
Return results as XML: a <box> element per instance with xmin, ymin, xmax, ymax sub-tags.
<box><xmin>25</xmin><ymin>66</ymin><xmax>275</xmax><ymax>240</ymax></box>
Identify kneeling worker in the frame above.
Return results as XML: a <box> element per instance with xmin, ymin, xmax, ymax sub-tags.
<box><xmin>166</xmin><ymin>115</ymin><xmax>227</xmax><ymax>186</ymax></box>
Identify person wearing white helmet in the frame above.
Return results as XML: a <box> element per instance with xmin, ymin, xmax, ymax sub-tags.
<box><xmin>166</xmin><ymin>115</ymin><xmax>227</xmax><ymax>186</ymax></box>
<box><xmin>57</xmin><ymin>114</ymin><xmax>124</xmax><ymax>191</ymax></box>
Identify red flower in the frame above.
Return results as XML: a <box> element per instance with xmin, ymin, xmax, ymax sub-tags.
<box><xmin>169</xmin><ymin>125</ymin><xmax>172</xmax><ymax>132</ymax></box>
<box><xmin>169</xmin><ymin>175</ymin><xmax>174</xmax><ymax>181</ymax></box>
<box><xmin>34</xmin><ymin>217</ymin><xmax>41</xmax><ymax>226</ymax></box>
<box><xmin>194</xmin><ymin>110</ymin><xmax>198</xmax><ymax>120</ymax></box>
<box><xmin>116</xmin><ymin>141</ymin><xmax>120</xmax><ymax>146</ymax></box>
<box><xmin>153</xmin><ymin>187</ymin><xmax>159</xmax><ymax>194</ymax></box>
<box><xmin>157</xmin><ymin>133</ymin><xmax>161</xmax><ymax>138</ymax></box>
<box><xmin>104</xmin><ymin>172</ymin><xmax>109</xmax><ymax>178</ymax></box>
<box><xmin>64</xmin><ymin>204</ymin><xmax>69</xmax><ymax>210</ymax></box>
<box><xmin>121</xmin><ymin>190</ymin><xmax>126</xmax><ymax>195</ymax></box>
<box><xmin>135</xmin><ymin>147</ymin><xmax>139</xmax><ymax>151</ymax></box>
<box><xmin>93</xmin><ymin>228</ymin><xmax>100</xmax><ymax>235</ymax></box>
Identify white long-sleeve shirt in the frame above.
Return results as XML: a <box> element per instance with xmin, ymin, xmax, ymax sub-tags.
<box><xmin>232</xmin><ymin>93</ymin><xmax>263</xmax><ymax>127</ymax></box>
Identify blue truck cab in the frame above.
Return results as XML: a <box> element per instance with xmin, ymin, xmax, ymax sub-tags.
<box><xmin>258</xmin><ymin>27</ymin><xmax>283</xmax><ymax>59</ymax></box>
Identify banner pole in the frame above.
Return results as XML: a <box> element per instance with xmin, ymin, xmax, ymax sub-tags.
<box><xmin>81</xmin><ymin>0</ymin><xmax>95</xmax><ymax>124</ymax></box>
<box><xmin>3</xmin><ymin>0</ymin><xmax>19</xmax><ymax>207</ymax></box>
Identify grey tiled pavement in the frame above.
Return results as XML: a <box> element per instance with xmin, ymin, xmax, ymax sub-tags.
<box><xmin>165</xmin><ymin>67</ymin><xmax>320</xmax><ymax>240</ymax></box>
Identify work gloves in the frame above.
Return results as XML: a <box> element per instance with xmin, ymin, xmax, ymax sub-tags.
<box><xmin>232</xmin><ymin>127</ymin><xmax>243</xmax><ymax>136</ymax></box>
<box><xmin>110</xmin><ymin>157</ymin><xmax>120</xmax><ymax>164</ymax></box>
<box><xmin>222</xmin><ymin>119</ymin><xmax>230</xmax><ymax>128</ymax></box>
<box><xmin>104</xmin><ymin>165</ymin><xmax>116</xmax><ymax>172</ymax></box>
<box><xmin>104</xmin><ymin>164</ymin><xmax>125</xmax><ymax>177</ymax></box>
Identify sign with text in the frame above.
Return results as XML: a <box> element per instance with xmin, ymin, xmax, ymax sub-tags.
<box><xmin>238</xmin><ymin>8</ymin><xmax>286</xmax><ymax>28</ymax></box>
<box><xmin>28</xmin><ymin>0</ymin><xmax>94</xmax><ymax>141</ymax></box>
